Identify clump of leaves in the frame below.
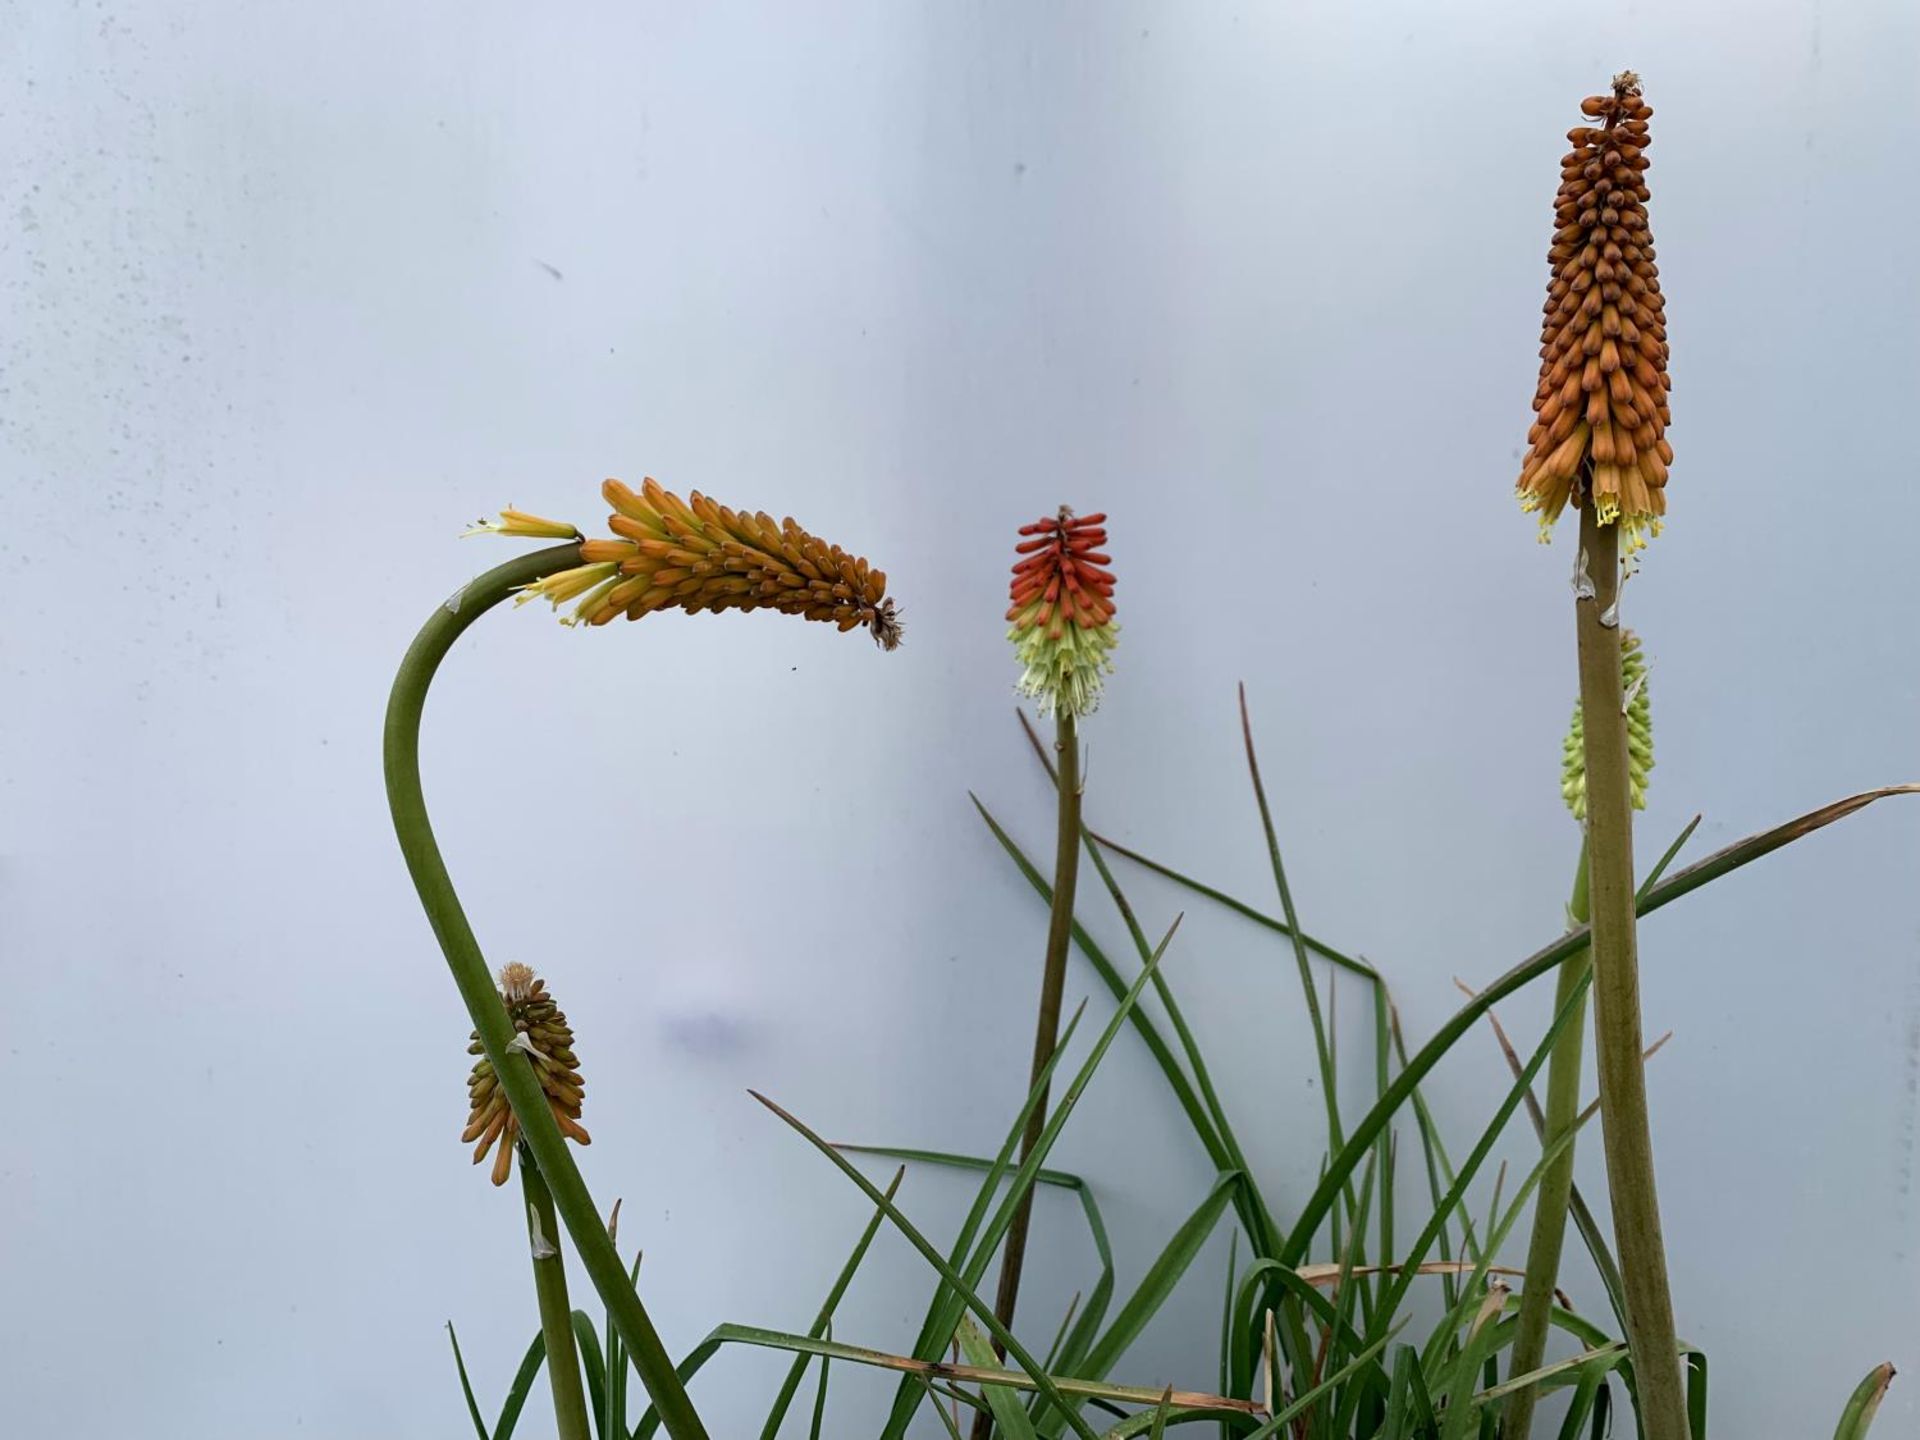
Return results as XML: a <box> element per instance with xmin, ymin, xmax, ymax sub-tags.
<box><xmin>452</xmin><ymin>692</ymin><xmax>1909</xmax><ymax>1437</ymax></box>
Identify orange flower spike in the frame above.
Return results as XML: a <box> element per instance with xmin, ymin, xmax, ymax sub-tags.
<box><xmin>1516</xmin><ymin>72</ymin><xmax>1670</xmax><ymax>552</ymax></box>
<box><xmin>485</xmin><ymin>478</ymin><xmax>901</xmax><ymax>649</ymax></box>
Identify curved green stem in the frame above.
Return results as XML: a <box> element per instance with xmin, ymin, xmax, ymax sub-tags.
<box><xmin>384</xmin><ymin>544</ymin><xmax>710</xmax><ymax>1440</ymax></box>
<box><xmin>1501</xmin><ymin>842</ymin><xmax>1591</xmax><ymax>1440</ymax></box>
<box><xmin>523</xmin><ymin>1161</ymin><xmax>593</xmax><ymax>1440</ymax></box>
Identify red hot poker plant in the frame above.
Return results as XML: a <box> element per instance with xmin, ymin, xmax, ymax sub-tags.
<box><xmin>1514</xmin><ymin>71</ymin><xmax>1688</xmax><ymax>1440</ymax></box>
<box><xmin>978</xmin><ymin>508</ymin><xmax>1116</xmax><ymax>1436</ymax></box>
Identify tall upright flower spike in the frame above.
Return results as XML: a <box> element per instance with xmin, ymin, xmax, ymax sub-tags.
<box><xmin>1562</xmin><ymin>630</ymin><xmax>1653</xmax><ymax>820</ymax></box>
<box><xmin>1517</xmin><ymin>72</ymin><xmax>1672</xmax><ymax>551</ymax></box>
<box><xmin>486</xmin><ymin>479</ymin><xmax>901</xmax><ymax>649</ymax></box>
<box><xmin>1006</xmin><ymin>507</ymin><xmax>1118</xmax><ymax>718</ymax></box>
<box><xmin>462</xmin><ymin>963</ymin><xmax>589</xmax><ymax>1187</ymax></box>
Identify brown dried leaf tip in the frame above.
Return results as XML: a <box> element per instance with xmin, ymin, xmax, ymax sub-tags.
<box><xmin>1006</xmin><ymin>507</ymin><xmax>1118</xmax><ymax>717</ymax></box>
<box><xmin>1518</xmin><ymin>72</ymin><xmax>1672</xmax><ymax>551</ymax></box>
<box><xmin>489</xmin><ymin>479</ymin><xmax>901</xmax><ymax>649</ymax></box>
<box><xmin>461</xmin><ymin>963</ymin><xmax>589</xmax><ymax>1187</ymax></box>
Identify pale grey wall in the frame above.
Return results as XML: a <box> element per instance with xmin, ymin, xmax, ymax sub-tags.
<box><xmin>5</xmin><ymin>2</ymin><xmax>1916</xmax><ymax>1436</ymax></box>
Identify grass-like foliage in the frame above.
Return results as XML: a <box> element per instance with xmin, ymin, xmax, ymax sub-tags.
<box><xmin>450</xmin><ymin>697</ymin><xmax>1910</xmax><ymax>1437</ymax></box>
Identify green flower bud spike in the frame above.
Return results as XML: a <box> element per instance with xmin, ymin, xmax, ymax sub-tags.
<box><xmin>1562</xmin><ymin>629</ymin><xmax>1653</xmax><ymax>820</ymax></box>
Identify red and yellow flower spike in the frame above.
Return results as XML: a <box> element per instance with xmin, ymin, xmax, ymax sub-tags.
<box><xmin>1517</xmin><ymin>72</ymin><xmax>1672</xmax><ymax>551</ymax></box>
<box><xmin>481</xmin><ymin>478</ymin><xmax>901</xmax><ymax>649</ymax></box>
<box><xmin>1006</xmin><ymin>507</ymin><xmax>1117</xmax><ymax>718</ymax></box>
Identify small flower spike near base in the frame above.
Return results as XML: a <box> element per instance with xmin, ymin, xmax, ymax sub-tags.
<box><xmin>1006</xmin><ymin>508</ymin><xmax>1118</xmax><ymax>718</ymax></box>
<box><xmin>462</xmin><ymin>963</ymin><xmax>589</xmax><ymax>1187</ymax></box>
<box><xmin>1562</xmin><ymin>629</ymin><xmax>1653</xmax><ymax>820</ymax></box>
<box><xmin>1518</xmin><ymin>72</ymin><xmax>1672</xmax><ymax>551</ymax></box>
<box><xmin>479</xmin><ymin>479</ymin><xmax>901</xmax><ymax>649</ymax></box>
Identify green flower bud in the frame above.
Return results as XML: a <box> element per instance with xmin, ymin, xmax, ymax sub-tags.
<box><xmin>1562</xmin><ymin>629</ymin><xmax>1652</xmax><ymax>820</ymax></box>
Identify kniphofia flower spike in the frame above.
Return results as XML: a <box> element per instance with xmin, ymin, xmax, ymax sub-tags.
<box><xmin>1006</xmin><ymin>507</ymin><xmax>1117</xmax><ymax>718</ymax></box>
<box><xmin>462</xmin><ymin>964</ymin><xmax>589</xmax><ymax>1187</ymax></box>
<box><xmin>1517</xmin><ymin>72</ymin><xmax>1672</xmax><ymax>551</ymax></box>
<box><xmin>481</xmin><ymin>478</ymin><xmax>902</xmax><ymax>649</ymax></box>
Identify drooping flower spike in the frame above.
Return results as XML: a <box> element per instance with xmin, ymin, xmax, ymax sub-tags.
<box><xmin>1517</xmin><ymin>72</ymin><xmax>1672</xmax><ymax>551</ymax></box>
<box><xmin>480</xmin><ymin>478</ymin><xmax>902</xmax><ymax>649</ymax></box>
<box><xmin>1562</xmin><ymin>629</ymin><xmax>1653</xmax><ymax>821</ymax></box>
<box><xmin>1006</xmin><ymin>507</ymin><xmax>1118</xmax><ymax>718</ymax></box>
<box><xmin>462</xmin><ymin>963</ymin><xmax>590</xmax><ymax>1187</ymax></box>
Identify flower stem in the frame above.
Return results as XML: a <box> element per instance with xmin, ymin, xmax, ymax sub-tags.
<box><xmin>522</xmin><ymin>1159</ymin><xmax>594</xmax><ymax>1440</ymax></box>
<box><xmin>976</xmin><ymin>710</ymin><xmax>1082</xmax><ymax>1439</ymax></box>
<box><xmin>1572</xmin><ymin>505</ymin><xmax>1687</xmax><ymax>1439</ymax></box>
<box><xmin>1498</xmin><ymin>840</ymin><xmax>1590</xmax><ymax>1440</ymax></box>
<box><xmin>383</xmin><ymin>544</ymin><xmax>709</xmax><ymax>1440</ymax></box>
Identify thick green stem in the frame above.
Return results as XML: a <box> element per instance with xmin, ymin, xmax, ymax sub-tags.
<box><xmin>977</xmin><ymin>711</ymin><xmax>1082</xmax><ymax>1439</ymax></box>
<box><xmin>383</xmin><ymin>544</ymin><xmax>710</xmax><ymax>1440</ymax></box>
<box><xmin>1573</xmin><ymin>506</ymin><xmax>1686</xmax><ymax>1439</ymax></box>
<box><xmin>523</xmin><ymin>1160</ymin><xmax>594</xmax><ymax>1440</ymax></box>
<box><xmin>1500</xmin><ymin>843</ymin><xmax>1591</xmax><ymax>1440</ymax></box>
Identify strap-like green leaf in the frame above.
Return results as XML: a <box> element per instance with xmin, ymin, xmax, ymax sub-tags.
<box><xmin>448</xmin><ymin>1323</ymin><xmax>550</xmax><ymax>1440</ymax></box>
<box><xmin>757</xmin><ymin>1167</ymin><xmax>902</xmax><ymax>1440</ymax></box>
<box><xmin>959</xmin><ymin>1317</ymin><xmax>1041</xmax><ymax>1440</ymax></box>
<box><xmin>751</xmin><ymin>1089</ymin><xmax>1106</xmax><ymax>1440</ymax></box>
<box><xmin>1038</xmin><ymin>1171</ymin><xmax>1240</xmax><ymax>1434</ymax></box>
<box><xmin>447</xmin><ymin>1322</ymin><xmax>492</xmax><ymax>1440</ymax></box>
<box><xmin>1832</xmin><ymin>1363</ymin><xmax>1896</xmax><ymax>1439</ymax></box>
<box><xmin>805</xmin><ymin>1330</ymin><xmax>832</xmax><ymax>1440</ymax></box>
<box><xmin>879</xmin><ymin>997</ymin><xmax>1093</xmax><ymax>1439</ymax></box>
<box><xmin>571</xmin><ymin>1311</ymin><xmax>608</xmax><ymax>1440</ymax></box>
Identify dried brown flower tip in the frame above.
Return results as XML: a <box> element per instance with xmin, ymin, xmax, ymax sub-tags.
<box><xmin>505</xmin><ymin>478</ymin><xmax>901</xmax><ymax>649</ymax></box>
<box><xmin>1517</xmin><ymin>72</ymin><xmax>1671</xmax><ymax>551</ymax></box>
<box><xmin>1006</xmin><ymin>507</ymin><xmax>1118</xmax><ymax>717</ymax></box>
<box><xmin>461</xmin><ymin>963</ymin><xmax>589</xmax><ymax>1187</ymax></box>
